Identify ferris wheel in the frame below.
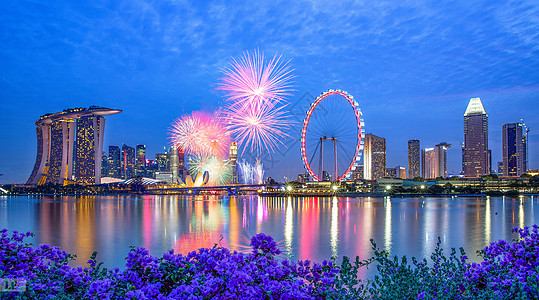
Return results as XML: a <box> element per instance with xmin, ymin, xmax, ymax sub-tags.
<box><xmin>300</xmin><ymin>89</ymin><xmax>364</xmax><ymax>181</ymax></box>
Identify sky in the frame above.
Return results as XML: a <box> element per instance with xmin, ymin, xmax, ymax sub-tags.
<box><xmin>1</xmin><ymin>0</ymin><xmax>538</xmax><ymax>184</ymax></box>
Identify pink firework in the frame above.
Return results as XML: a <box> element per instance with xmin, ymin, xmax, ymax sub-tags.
<box><xmin>218</xmin><ymin>99</ymin><xmax>292</xmax><ymax>156</ymax></box>
<box><xmin>169</xmin><ymin>112</ymin><xmax>231</xmax><ymax>157</ymax></box>
<box><xmin>218</xmin><ymin>49</ymin><xmax>295</xmax><ymax>108</ymax></box>
<box><xmin>218</xmin><ymin>50</ymin><xmax>296</xmax><ymax>156</ymax></box>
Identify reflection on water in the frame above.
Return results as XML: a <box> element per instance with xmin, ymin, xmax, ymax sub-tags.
<box><xmin>0</xmin><ymin>195</ymin><xmax>538</xmax><ymax>271</ymax></box>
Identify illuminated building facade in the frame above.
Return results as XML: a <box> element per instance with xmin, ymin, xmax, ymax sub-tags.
<box><xmin>122</xmin><ymin>144</ymin><xmax>135</xmax><ymax>179</ymax></box>
<box><xmin>421</xmin><ymin>142</ymin><xmax>451</xmax><ymax>179</ymax></box>
<box><xmin>351</xmin><ymin>165</ymin><xmax>364</xmax><ymax>180</ymax></box>
<box><xmin>363</xmin><ymin>133</ymin><xmax>386</xmax><ymax>180</ymax></box>
<box><xmin>136</xmin><ymin>145</ymin><xmax>146</xmax><ymax>176</ymax></box>
<box><xmin>101</xmin><ymin>152</ymin><xmax>109</xmax><ymax>179</ymax></box>
<box><xmin>75</xmin><ymin>115</ymin><xmax>106</xmax><ymax>184</ymax></box>
<box><xmin>108</xmin><ymin>146</ymin><xmax>121</xmax><ymax>178</ymax></box>
<box><xmin>502</xmin><ymin>123</ymin><xmax>528</xmax><ymax>177</ymax></box>
<box><xmin>407</xmin><ymin>139</ymin><xmax>420</xmax><ymax>179</ymax></box>
<box><xmin>386</xmin><ymin>168</ymin><xmax>397</xmax><ymax>178</ymax></box>
<box><xmin>27</xmin><ymin>106</ymin><xmax>121</xmax><ymax>185</ymax></box>
<box><xmin>155</xmin><ymin>153</ymin><xmax>169</xmax><ymax>172</ymax></box>
<box><xmin>463</xmin><ymin>97</ymin><xmax>489</xmax><ymax>177</ymax></box>
<box><xmin>396</xmin><ymin>166</ymin><xmax>407</xmax><ymax>179</ymax></box>
<box><xmin>170</xmin><ymin>145</ymin><xmax>179</xmax><ymax>184</ymax></box>
<box><xmin>229</xmin><ymin>142</ymin><xmax>238</xmax><ymax>183</ymax></box>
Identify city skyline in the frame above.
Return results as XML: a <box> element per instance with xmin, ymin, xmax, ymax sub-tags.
<box><xmin>1</xmin><ymin>1</ymin><xmax>538</xmax><ymax>184</ymax></box>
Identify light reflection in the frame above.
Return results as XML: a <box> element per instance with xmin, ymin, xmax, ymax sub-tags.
<box><xmin>330</xmin><ymin>197</ymin><xmax>338</xmax><ymax>257</ymax></box>
<box><xmin>284</xmin><ymin>197</ymin><xmax>293</xmax><ymax>256</ymax></box>
<box><xmin>384</xmin><ymin>196</ymin><xmax>392</xmax><ymax>251</ymax></box>
<box><xmin>519</xmin><ymin>198</ymin><xmax>525</xmax><ymax>229</ymax></box>
<box><xmin>485</xmin><ymin>196</ymin><xmax>491</xmax><ymax>245</ymax></box>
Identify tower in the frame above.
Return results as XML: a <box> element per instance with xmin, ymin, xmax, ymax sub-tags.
<box><xmin>407</xmin><ymin>139</ymin><xmax>420</xmax><ymax>179</ymax></box>
<box><xmin>502</xmin><ymin>123</ymin><xmax>527</xmax><ymax>176</ymax></box>
<box><xmin>27</xmin><ymin>106</ymin><xmax>121</xmax><ymax>185</ymax></box>
<box><xmin>463</xmin><ymin>97</ymin><xmax>489</xmax><ymax>177</ymax></box>
<box><xmin>108</xmin><ymin>145</ymin><xmax>121</xmax><ymax>178</ymax></box>
<box><xmin>135</xmin><ymin>144</ymin><xmax>146</xmax><ymax>177</ymax></box>
<box><xmin>363</xmin><ymin>133</ymin><xmax>386</xmax><ymax>180</ymax></box>
<box><xmin>229</xmin><ymin>142</ymin><xmax>238</xmax><ymax>183</ymax></box>
<box><xmin>122</xmin><ymin>144</ymin><xmax>135</xmax><ymax>180</ymax></box>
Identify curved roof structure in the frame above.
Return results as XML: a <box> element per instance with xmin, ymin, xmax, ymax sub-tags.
<box><xmin>36</xmin><ymin>105</ymin><xmax>122</xmax><ymax>126</ymax></box>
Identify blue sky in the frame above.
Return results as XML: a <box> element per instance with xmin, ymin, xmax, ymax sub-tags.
<box><xmin>1</xmin><ymin>0</ymin><xmax>538</xmax><ymax>183</ymax></box>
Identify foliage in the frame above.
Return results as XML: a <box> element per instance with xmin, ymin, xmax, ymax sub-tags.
<box><xmin>0</xmin><ymin>226</ymin><xmax>538</xmax><ymax>299</ymax></box>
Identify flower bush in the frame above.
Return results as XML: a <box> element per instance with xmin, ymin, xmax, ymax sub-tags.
<box><xmin>0</xmin><ymin>225</ymin><xmax>538</xmax><ymax>299</ymax></box>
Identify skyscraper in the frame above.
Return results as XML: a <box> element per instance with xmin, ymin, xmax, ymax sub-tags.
<box><xmin>408</xmin><ymin>139</ymin><xmax>420</xmax><ymax>179</ymax></box>
<box><xmin>229</xmin><ymin>142</ymin><xmax>238</xmax><ymax>183</ymax></box>
<box><xmin>135</xmin><ymin>144</ymin><xmax>146</xmax><ymax>176</ymax></box>
<box><xmin>169</xmin><ymin>145</ymin><xmax>178</xmax><ymax>184</ymax></box>
<box><xmin>463</xmin><ymin>97</ymin><xmax>489</xmax><ymax>177</ymax></box>
<box><xmin>363</xmin><ymin>133</ymin><xmax>386</xmax><ymax>180</ymax></box>
<box><xmin>75</xmin><ymin>115</ymin><xmax>106</xmax><ymax>184</ymax></box>
<box><xmin>122</xmin><ymin>144</ymin><xmax>135</xmax><ymax>179</ymax></box>
<box><xmin>502</xmin><ymin>123</ymin><xmax>528</xmax><ymax>177</ymax></box>
<box><xmin>155</xmin><ymin>152</ymin><xmax>169</xmax><ymax>172</ymax></box>
<box><xmin>108</xmin><ymin>145</ymin><xmax>121</xmax><ymax>178</ymax></box>
<box><xmin>101</xmin><ymin>151</ymin><xmax>109</xmax><ymax>178</ymax></box>
<box><xmin>422</xmin><ymin>142</ymin><xmax>451</xmax><ymax>179</ymax></box>
<box><xmin>27</xmin><ymin>106</ymin><xmax>121</xmax><ymax>185</ymax></box>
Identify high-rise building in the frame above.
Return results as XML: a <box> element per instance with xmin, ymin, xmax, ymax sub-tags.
<box><xmin>178</xmin><ymin>147</ymin><xmax>187</xmax><ymax>181</ymax></box>
<box><xmin>422</xmin><ymin>142</ymin><xmax>451</xmax><ymax>179</ymax></box>
<box><xmin>229</xmin><ymin>142</ymin><xmax>238</xmax><ymax>183</ymax></box>
<box><xmin>169</xmin><ymin>145</ymin><xmax>179</xmax><ymax>184</ymax></box>
<box><xmin>363</xmin><ymin>133</ymin><xmax>386</xmax><ymax>180</ymax></box>
<box><xmin>155</xmin><ymin>153</ymin><xmax>169</xmax><ymax>172</ymax></box>
<box><xmin>108</xmin><ymin>146</ymin><xmax>121</xmax><ymax>178</ymax></box>
<box><xmin>351</xmin><ymin>165</ymin><xmax>364</xmax><ymax>180</ymax></box>
<box><xmin>386</xmin><ymin>168</ymin><xmax>397</xmax><ymax>178</ymax></box>
<box><xmin>502</xmin><ymin>123</ymin><xmax>528</xmax><ymax>177</ymax></box>
<box><xmin>101</xmin><ymin>151</ymin><xmax>109</xmax><ymax>178</ymax></box>
<box><xmin>463</xmin><ymin>97</ymin><xmax>489</xmax><ymax>177</ymax></box>
<box><xmin>408</xmin><ymin>139</ymin><xmax>420</xmax><ymax>179</ymax></box>
<box><xmin>396</xmin><ymin>166</ymin><xmax>407</xmax><ymax>179</ymax></box>
<box><xmin>122</xmin><ymin>144</ymin><xmax>135</xmax><ymax>179</ymax></box>
<box><xmin>27</xmin><ymin>106</ymin><xmax>121</xmax><ymax>185</ymax></box>
<box><xmin>497</xmin><ymin>161</ymin><xmax>503</xmax><ymax>176</ymax></box>
<box><xmin>135</xmin><ymin>144</ymin><xmax>146</xmax><ymax>176</ymax></box>
<box><xmin>75</xmin><ymin>115</ymin><xmax>107</xmax><ymax>185</ymax></box>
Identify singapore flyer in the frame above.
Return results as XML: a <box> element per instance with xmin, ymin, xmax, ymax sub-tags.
<box><xmin>300</xmin><ymin>89</ymin><xmax>364</xmax><ymax>181</ymax></box>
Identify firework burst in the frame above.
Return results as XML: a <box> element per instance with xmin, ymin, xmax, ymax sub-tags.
<box><xmin>218</xmin><ymin>50</ymin><xmax>296</xmax><ymax>156</ymax></box>
<box><xmin>218</xmin><ymin>49</ymin><xmax>295</xmax><ymax>108</ymax></box>
<box><xmin>189</xmin><ymin>154</ymin><xmax>233</xmax><ymax>186</ymax></box>
<box><xmin>169</xmin><ymin>111</ymin><xmax>231</xmax><ymax>157</ymax></box>
<box><xmin>237</xmin><ymin>159</ymin><xmax>265</xmax><ymax>184</ymax></box>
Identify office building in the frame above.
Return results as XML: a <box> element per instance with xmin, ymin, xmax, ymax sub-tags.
<box><xmin>396</xmin><ymin>166</ymin><xmax>407</xmax><ymax>179</ymax></box>
<box><xmin>422</xmin><ymin>142</ymin><xmax>451</xmax><ymax>179</ymax></box>
<box><xmin>27</xmin><ymin>106</ymin><xmax>121</xmax><ymax>185</ymax></box>
<box><xmin>108</xmin><ymin>146</ymin><xmax>121</xmax><ymax>178</ymax></box>
<box><xmin>502</xmin><ymin>123</ymin><xmax>528</xmax><ymax>177</ymax></box>
<box><xmin>408</xmin><ymin>139</ymin><xmax>420</xmax><ymax>179</ymax></box>
<box><xmin>351</xmin><ymin>165</ymin><xmax>364</xmax><ymax>180</ymax></box>
<box><xmin>229</xmin><ymin>142</ymin><xmax>238</xmax><ymax>183</ymax></box>
<box><xmin>101</xmin><ymin>152</ymin><xmax>109</xmax><ymax>178</ymax></box>
<box><xmin>155</xmin><ymin>152</ymin><xmax>169</xmax><ymax>172</ymax></box>
<box><xmin>122</xmin><ymin>144</ymin><xmax>135</xmax><ymax>179</ymax></box>
<box><xmin>497</xmin><ymin>161</ymin><xmax>503</xmax><ymax>176</ymax></box>
<box><xmin>386</xmin><ymin>168</ymin><xmax>396</xmax><ymax>178</ymax></box>
<box><xmin>463</xmin><ymin>97</ymin><xmax>489</xmax><ymax>177</ymax></box>
<box><xmin>135</xmin><ymin>144</ymin><xmax>146</xmax><ymax>176</ymax></box>
<box><xmin>363</xmin><ymin>133</ymin><xmax>386</xmax><ymax>180</ymax></box>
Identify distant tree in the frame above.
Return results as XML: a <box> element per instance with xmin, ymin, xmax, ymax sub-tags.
<box><xmin>412</xmin><ymin>177</ymin><xmax>424</xmax><ymax>182</ymax></box>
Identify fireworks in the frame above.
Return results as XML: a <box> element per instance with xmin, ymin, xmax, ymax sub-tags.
<box><xmin>218</xmin><ymin>49</ymin><xmax>295</xmax><ymax>108</ymax></box>
<box><xmin>189</xmin><ymin>154</ymin><xmax>233</xmax><ymax>186</ymax></box>
<box><xmin>218</xmin><ymin>50</ymin><xmax>295</xmax><ymax>156</ymax></box>
<box><xmin>238</xmin><ymin>159</ymin><xmax>265</xmax><ymax>185</ymax></box>
<box><xmin>169</xmin><ymin>112</ymin><xmax>230</xmax><ymax>157</ymax></box>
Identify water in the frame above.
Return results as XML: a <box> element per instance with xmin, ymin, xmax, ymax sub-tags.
<box><xmin>0</xmin><ymin>195</ymin><xmax>537</xmax><ymax>272</ymax></box>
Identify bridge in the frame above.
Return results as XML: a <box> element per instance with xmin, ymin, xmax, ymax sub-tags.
<box><xmin>147</xmin><ymin>184</ymin><xmax>280</xmax><ymax>196</ymax></box>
